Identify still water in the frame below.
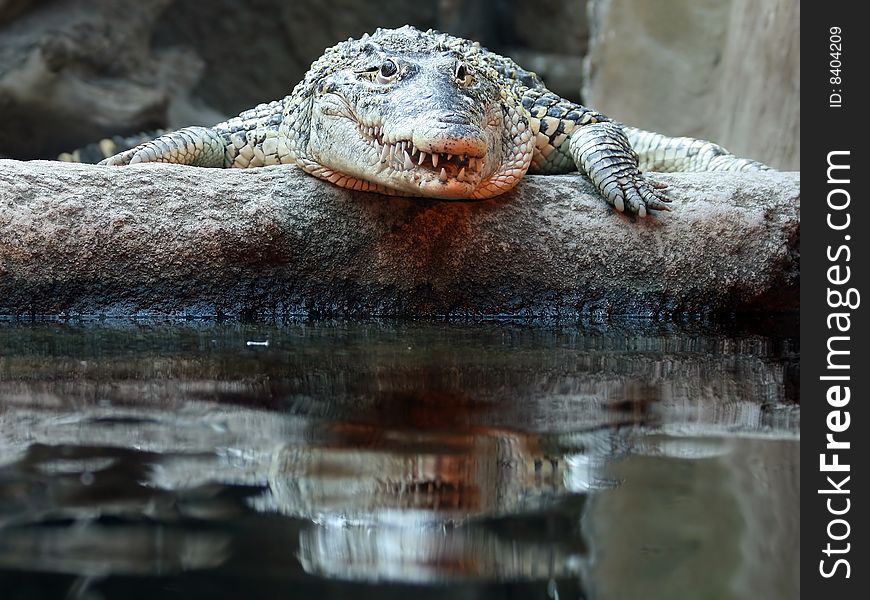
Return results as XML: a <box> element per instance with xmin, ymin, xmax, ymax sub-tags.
<box><xmin>0</xmin><ymin>319</ymin><xmax>798</xmax><ymax>599</ymax></box>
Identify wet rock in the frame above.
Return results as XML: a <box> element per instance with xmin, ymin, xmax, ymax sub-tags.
<box><xmin>584</xmin><ymin>0</ymin><xmax>799</xmax><ymax>170</ymax></box>
<box><xmin>0</xmin><ymin>159</ymin><xmax>798</xmax><ymax>318</ymax></box>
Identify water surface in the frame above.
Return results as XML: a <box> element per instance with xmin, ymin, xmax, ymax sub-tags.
<box><xmin>0</xmin><ymin>319</ymin><xmax>799</xmax><ymax>598</ymax></box>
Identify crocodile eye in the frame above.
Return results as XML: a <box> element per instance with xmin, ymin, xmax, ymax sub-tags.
<box><xmin>377</xmin><ymin>59</ymin><xmax>399</xmax><ymax>83</ymax></box>
<box><xmin>454</xmin><ymin>61</ymin><xmax>472</xmax><ymax>86</ymax></box>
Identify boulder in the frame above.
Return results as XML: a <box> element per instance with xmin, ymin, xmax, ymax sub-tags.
<box><xmin>0</xmin><ymin>159</ymin><xmax>799</xmax><ymax>318</ymax></box>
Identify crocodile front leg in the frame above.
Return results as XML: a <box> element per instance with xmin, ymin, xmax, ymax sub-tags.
<box><xmin>522</xmin><ymin>90</ymin><xmax>670</xmax><ymax>217</ymax></box>
<box><xmin>569</xmin><ymin>121</ymin><xmax>671</xmax><ymax>217</ymax></box>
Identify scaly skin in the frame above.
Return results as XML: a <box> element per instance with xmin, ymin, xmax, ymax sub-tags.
<box><xmin>100</xmin><ymin>26</ymin><xmax>770</xmax><ymax>216</ymax></box>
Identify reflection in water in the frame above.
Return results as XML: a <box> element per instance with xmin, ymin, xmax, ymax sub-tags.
<box><xmin>0</xmin><ymin>320</ymin><xmax>799</xmax><ymax>598</ymax></box>
<box><xmin>273</xmin><ymin>425</ymin><xmax>587</xmax><ymax>583</ymax></box>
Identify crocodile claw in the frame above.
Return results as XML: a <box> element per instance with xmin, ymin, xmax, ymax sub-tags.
<box><xmin>569</xmin><ymin>122</ymin><xmax>674</xmax><ymax>218</ymax></box>
<box><xmin>609</xmin><ymin>174</ymin><xmax>672</xmax><ymax>217</ymax></box>
<box><xmin>99</xmin><ymin>148</ymin><xmax>139</xmax><ymax>166</ymax></box>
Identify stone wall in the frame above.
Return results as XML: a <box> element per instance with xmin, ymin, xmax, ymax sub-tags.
<box><xmin>584</xmin><ymin>0</ymin><xmax>799</xmax><ymax>170</ymax></box>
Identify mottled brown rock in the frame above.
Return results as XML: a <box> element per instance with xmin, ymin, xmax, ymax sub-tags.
<box><xmin>0</xmin><ymin>160</ymin><xmax>799</xmax><ymax>318</ymax></box>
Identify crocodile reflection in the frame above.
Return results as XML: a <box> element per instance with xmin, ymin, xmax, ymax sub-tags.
<box><xmin>264</xmin><ymin>390</ymin><xmax>633</xmax><ymax>583</ymax></box>
<box><xmin>270</xmin><ymin>426</ymin><xmax>569</xmax><ymax>518</ymax></box>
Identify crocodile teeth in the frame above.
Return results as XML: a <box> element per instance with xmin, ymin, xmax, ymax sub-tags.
<box><xmin>432</xmin><ymin>153</ymin><xmax>439</xmax><ymax>168</ymax></box>
<box><xmin>380</xmin><ymin>144</ymin><xmax>390</xmax><ymax>163</ymax></box>
<box><xmin>418</xmin><ymin>151</ymin><xmax>426</xmax><ymax>165</ymax></box>
<box><xmin>439</xmin><ymin>167</ymin><xmax>448</xmax><ymax>182</ymax></box>
<box><xmin>458</xmin><ymin>167</ymin><xmax>466</xmax><ymax>181</ymax></box>
<box><xmin>447</xmin><ymin>154</ymin><xmax>453</xmax><ymax>162</ymax></box>
<box><xmin>403</xmin><ymin>151</ymin><xmax>413</xmax><ymax>171</ymax></box>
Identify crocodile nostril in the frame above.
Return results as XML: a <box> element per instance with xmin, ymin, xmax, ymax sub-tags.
<box><xmin>436</xmin><ymin>112</ymin><xmax>472</xmax><ymax>125</ymax></box>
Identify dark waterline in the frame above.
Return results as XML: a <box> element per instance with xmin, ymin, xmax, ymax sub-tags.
<box><xmin>0</xmin><ymin>319</ymin><xmax>799</xmax><ymax>599</ymax></box>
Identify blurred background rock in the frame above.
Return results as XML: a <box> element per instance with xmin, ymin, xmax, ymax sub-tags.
<box><xmin>0</xmin><ymin>0</ymin><xmax>798</xmax><ymax>169</ymax></box>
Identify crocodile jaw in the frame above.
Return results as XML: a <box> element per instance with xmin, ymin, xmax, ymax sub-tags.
<box><xmin>307</xmin><ymin>101</ymin><xmax>498</xmax><ymax>199</ymax></box>
<box><xmin>306</xmin><ymin>102</ymin><xmax>536</xmax><ymax>199</ymax></box>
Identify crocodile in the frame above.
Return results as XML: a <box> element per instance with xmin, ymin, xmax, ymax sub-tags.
<box><xmin>100</xmin><ymin>25</ymin><xmax>769</xmax><ymax>217</ymax></box>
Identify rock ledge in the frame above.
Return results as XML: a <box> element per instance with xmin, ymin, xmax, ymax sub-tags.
<box><xmin>0</xmin><ymin>160</ymin><xmax>799</xmax><ymax>318</ymax></box>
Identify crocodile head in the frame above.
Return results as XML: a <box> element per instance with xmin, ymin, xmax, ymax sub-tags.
<box><xmin>286</xmin><ymin>26</ymin><xmax>535</xmax><ymax>199</ymax></box>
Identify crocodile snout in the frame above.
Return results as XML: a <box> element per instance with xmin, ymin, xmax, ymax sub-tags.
<box><xmin>412</xmin><ymin>121</ymin><xmax>487</xmax><ymax>158</ymax></box>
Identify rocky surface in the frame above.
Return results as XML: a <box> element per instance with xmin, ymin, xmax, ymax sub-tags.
<box><xmin>584</xmin><ymin>0</ymin><xmax>799</xmax><ymax>170</ymax></box>
<box><xmin>0</xmin><ymin>160</ymin><xmax>798</xmax><ymax>318</ymax></box>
